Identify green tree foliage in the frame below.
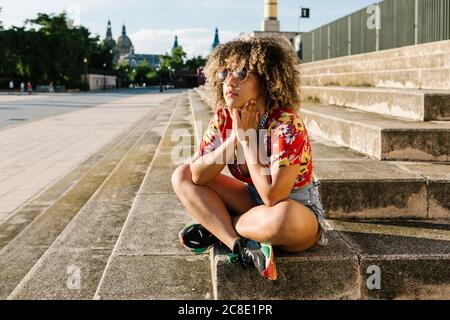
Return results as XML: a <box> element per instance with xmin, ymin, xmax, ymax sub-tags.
<box><xmin>0</xmin><ymin>12</ymin><xmax>113</xmax><ymax>89</ymax></box>
<box><xmin>135</xmin><ymin>62</ymin><xmax>155</xmax><ymax>84</ymax></box>
<box><xmin>170</xmin><ymin>46</ymin><xmax>187</xmax><ymax>70</ymax></box>
<box><xmin>185</xmin><ymin>55</ymin><xmax>208</xmax><ymax>70</ymax></box>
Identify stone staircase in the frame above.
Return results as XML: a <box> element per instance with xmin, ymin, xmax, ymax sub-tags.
<box><xmin>1</xmin><ymin>38</ymin><xmax>449</xmax><ymax>299</ymax></box>
<box><xmin>0</xmin><ymin>94</ymin><xmax>212</xmax><ymax>300</ymax></box>
<box><xmin>300</xmin><ymin>40</ymin><xmax>450</xmax><ymax>90</ymax></box>
<box><xmin>192</xmin><ymin>41</ymin><xmax>450</xmax><ymax>299</ymax></box>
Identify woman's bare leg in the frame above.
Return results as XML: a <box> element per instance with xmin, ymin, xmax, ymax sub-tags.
<box><xmin>171</xmin><ymin>164</ymin><xmax>254</xmax><ymax>250</ymax></box>
<box><xmin>233</xmin><ymin>199</ymin><xmax>320</xmax><ymax>252</ymax></box>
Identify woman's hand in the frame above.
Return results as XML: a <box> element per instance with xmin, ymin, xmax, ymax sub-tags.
<box><xmin>229</xmin><ymin>100</ymin><xmax>260</xmax><ymax>144</ymax></box>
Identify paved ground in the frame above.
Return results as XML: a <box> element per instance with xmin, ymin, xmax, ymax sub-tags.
<box><xmin>0</xmin><ymin>88</ymin><xmax>177</xmax><ymax>129</ymax></box>
<box><xmin>0</xmin><ymin>89</ymin><xmax>186</xmax><ymax>222</ymax></box>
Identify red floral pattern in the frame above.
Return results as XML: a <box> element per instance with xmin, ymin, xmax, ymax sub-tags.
<box><xmin>194</xmin><ymin>107</ymin><xmax>314</xmax><ymax>190</ymax></box>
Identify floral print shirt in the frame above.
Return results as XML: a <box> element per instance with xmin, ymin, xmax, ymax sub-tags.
<box><xmin>195</xmin><ymin>107</ymin><xmax>314</xmax><ymax>190</ymax></box>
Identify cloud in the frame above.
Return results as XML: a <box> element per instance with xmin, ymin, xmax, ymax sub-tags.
<box><xmin>130</xmin><ymin>28</ymin><xmax>239</xmax><ymax>58</ymax></box>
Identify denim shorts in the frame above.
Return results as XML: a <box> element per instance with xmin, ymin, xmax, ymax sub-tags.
<box><xmin>245</xmin><ymin>178</ymin><xmax>328</xmax><ymax>246</ymax></box>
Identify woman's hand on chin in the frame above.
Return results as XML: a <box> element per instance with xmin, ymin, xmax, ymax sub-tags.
<box><xmin>230</xmin><ymin>100</ymin><xmax>260</xmax><ymax>145</ymax></box>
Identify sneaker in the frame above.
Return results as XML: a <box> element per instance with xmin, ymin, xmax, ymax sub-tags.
<box><xmin>178</xmin><ymin>224</ymin><xmax>220</xmax><ymax>253</ymax></box>
<box><xmin>228</xmin><ymin>237</ymin><xmax>277</xmax><ymax>281</ymax></box>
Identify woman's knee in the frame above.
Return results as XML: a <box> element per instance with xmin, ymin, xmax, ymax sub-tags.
<box><xmin>171</xmin><ymin>164</ymin><xmax>192</xmax><ymax>194</ymax></box>
<box><xmin>261</xmin><ymin>204</ymin><xmax>291</xmax><ymax>241</ymax></box>
<box><xmin>263</xmin><ymin>200</ymin><xmax>318</xmax><ymax>243</ymax></box>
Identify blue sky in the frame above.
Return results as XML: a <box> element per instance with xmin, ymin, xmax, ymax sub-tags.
<box><xmin>1</xmin><ymin>0</ymin><xmax>377</xmax><ymax>57</ymax></box>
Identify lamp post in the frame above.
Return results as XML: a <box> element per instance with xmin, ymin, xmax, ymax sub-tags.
<box><xmin>115</xmin><ymin>66</ymin><xmax>119</xmax><ymax>89</ymax></box>
<box><xmin>83</xmin><ymin>58</ymin><xmax>88</xmax><ymax>90</ymax></box>
<box><xmin>103</xmin><ymin>63</ymin><xmax>107</xmax><ymax>91</ymax></box>
<box><xmin>169</xmin><ymin>67</ymin><xmax>174</xmax><ymax>89</ymax></box>
<box><xmin>157</xmin><ymin>67</ymin><xmax>163</xmax><ymax>92</ymax></box>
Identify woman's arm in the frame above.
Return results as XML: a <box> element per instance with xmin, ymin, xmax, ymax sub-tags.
<box><xmin>231</xmin><ymin>103</ymin><xmax>301</xmax><ymax>207</ymax></box>
<box><xmin>241</xmin><ymin>141</ymin><xmax>299</xmax><ymax>206</ymax></box>
<box><xmin>190</xmin><ymin>134</ymin><xmax>236</xmax><ymax>186</ymax></box>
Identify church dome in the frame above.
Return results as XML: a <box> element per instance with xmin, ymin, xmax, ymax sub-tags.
<box><xmin>117</xmin><ymin>25</ymin><xmax>133</xmax><ymax>55</ymax></box>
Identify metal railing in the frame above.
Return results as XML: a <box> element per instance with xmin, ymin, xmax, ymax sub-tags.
<box><xmin>301</xmin><ymin>0</ymin><xmax>450</xmax><ymax>62</ymax></box>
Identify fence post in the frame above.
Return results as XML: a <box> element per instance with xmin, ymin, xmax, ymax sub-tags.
<box><xmin>375</xmin><ymin>3</ymin><xmax>380</xmax><ymax>51</ymax></box>
<box><xmin>312</xmin><ymin>32</ymin><xmax>315</xmax><ymax>61</ymax></box>
<box><xmin>348</xmin><ymin>16</ymin><xmax>352</xmax><ymax>55</ymax></box>
<box><xmin>414</xmin><ymin>0</ymin><xmax>419</xmax><ymax>44</ymax></box>
<box><xmin>328</xmin><ymin>25</ymin><xmax>331</xmax><ymax>59</ymax></box>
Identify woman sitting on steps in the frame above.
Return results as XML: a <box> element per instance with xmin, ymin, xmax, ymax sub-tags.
<box><xmin>171</xmin><ymin>34</ymin><xmax>328</xmax><ymax>281</ymax></box>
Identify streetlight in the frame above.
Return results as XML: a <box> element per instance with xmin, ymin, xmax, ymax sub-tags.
<box><xmin>103</xmin><ymin>63</ymin><xmax>107</xmax><ymax>91</ymax></box>
<box><xmin>83</xmin><ymin>58</ymin><xmax>88</xmax><ymax>90</ymax></box>
<box><xmin>157</xmin><ymin>67</ymin><xmax>163</xmax><ymax>92</ymax></box>
<box><xmin>169</xmin><ymin>67</ymin><xmax>174</xmax><ymax>89</ymax></box>
<box><xmin>115</xmin><ymin>66</ymin><xmax>119</xmax><ymax>90</ymax></box>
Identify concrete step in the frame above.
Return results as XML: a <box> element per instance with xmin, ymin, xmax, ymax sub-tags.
<box><xmin>189</xmin><ymin>89</ymin><xmax>214</xmax><ymax>142</ymax></box>
<box><xmin>313</xmin><ymin>136</ymin><xmax>450</xmax><ymax>220</ymax></box>
<box><xmin>95</xmin><ymin>95</ymin><xmax>213</xmax><ymax>300</ymax></box>
<box><xmin>0</xmin><ymin>103</ymin><xmax>168</xmax><ymax>251</ymax></box>
<box><xmin>302</xmin><ymin>53</ymin><xmax>450</xmax><ymax>75</ymax></box>
<box><xmin>190</xmin><ymin>88</ymin><xmax>450</xmax><ymax>299</ymax></box>
<box><xmin>301</xmin><ymin>68</ymin><xmax>450</xmax><ymax>90</ymax></box>
<box><xmin>212</xmin><ymin>220</ymin><xmax>450</xmax><ymax>300</ymax></box>
<box><xmin>5</xmin><ymin>97</ymin><xmax>180</xmax><ymax>300</ymax></box>
<box><xmin>302</xmin><ymin>53</ymin><xmax>450</xmax><ymax>76</ymax></box>
<box><xmin>301</xmin><ymin>86</ymin><xmax>450</xmax><ymax>121</ymax></box>
<box><xmin>0</xmin><ymin>97</ymin><xmax>178</xmax><ymax>299</ymax></box>
<box><xmin>191</xmin><ymin>89</ymin><xmax>450</xmax><ymax>220</ymax></box>
<box><xmin>300</xmin><ymin>103</ymin><xmax>450</xmax><ymax>161</ymax></box>
<box><xmin>193</xmin><ymin>87</ymin><xmax>215</xmax><ymax>111</ymax></box>
<box><xmin>302</xmin><ymin>40</ymin><xmax>450</xmax><ymax>69</ymax></box>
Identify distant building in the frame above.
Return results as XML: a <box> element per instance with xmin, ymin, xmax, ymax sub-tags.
<box><xmin>253</xmin><ymin>0</ymin><xmax>301</xmax><ymax>56</ymax></box>
<box><xmin>104</xmin><ymin>21</ymin><xmax>161</xmax><ymax>69</ymax></box>
<box><xmin>172</xmin><ymin>35</ymin><xmax>179</xmax><ymax>51</ymax></box>
<box><xmin>212</xmin><ymin>27</ymin><xmax>220</xmax><ymax>51</ymax></box>
<box><xmin>261</xmin><ymin>0</ymin><xmax>280</xmax><ymax>32</ymax></box>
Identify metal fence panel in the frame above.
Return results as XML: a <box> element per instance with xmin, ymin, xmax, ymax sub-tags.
<box><xmin>379</xmin><ymin>0</ymin><xmax>416</xmax><ymax>50</ymax></box>
<box><xmin>302</xmin><ymin>0</ymin><xmax>450</xmax><ymax>62</ymax></box>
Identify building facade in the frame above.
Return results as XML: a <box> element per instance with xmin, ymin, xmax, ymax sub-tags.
<box><xmin>104</xmin><ymin>21</ymin><xmax>161</xmax><ymax>69</ymax></box>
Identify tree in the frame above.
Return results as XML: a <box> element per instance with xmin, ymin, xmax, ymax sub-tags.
<box><xmin>0</xmin><ymin>11</ymin><xmax>114</xmax><ymax>89</ymax></box>
<box><xmin>132</xmin><ymin>61</ymin><xmax>155</xmax><ymax>85</ymax></box>
<box><xmin>170</xmin><ymin>46</ymin><xmax>187</xmax><ymax>70</ymax></box>
<box><xmin>185</xmin><ymin>55</ymin><xmax>207</xmax><ymax>70</ymax></box>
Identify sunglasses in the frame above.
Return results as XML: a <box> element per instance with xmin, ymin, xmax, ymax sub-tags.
<box><xmin>217</xmin><ymin>67</ymin><xmax>249</xmax><ymax>83</ymax></box>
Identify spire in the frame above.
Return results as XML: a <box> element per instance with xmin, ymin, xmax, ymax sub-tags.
<box><xmin>104</xmin><ymin>20</ymin><xmax>115</xmax><ymax>48</ymax></box>
<box><xmin>172</xmin><ymin>35</ymin><xmax>179</xmax><ymax>50</ymax></box>
<box><xmin>122</xmin><ymin>24</ymin><xmax>126</xmax><ymax>36</ymax></box>
<box><xmin>106</xmin><ymin>20</ymin><xmax>113</xmax><ymax>39</ymax></box>
<box><xmin>212</xmin><ymin>27</ymin><xmax>220</xmax><ymax>50</ymax></box>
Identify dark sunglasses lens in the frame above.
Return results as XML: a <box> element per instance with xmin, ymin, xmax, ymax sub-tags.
<box><xmin>235</xmin><ymin>68</ymin><xmax>248</xmax><ymax>81</ymax></box>
<box><xmin>217</xmin><ymin>70</ymin><xmax>228</xmax><ymax>81</ymax></box>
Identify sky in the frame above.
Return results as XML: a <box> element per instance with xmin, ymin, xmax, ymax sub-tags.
<box><xmin>0</xmin><ymin>0</ymin><xmax>377</xmax><ymax>58</ymax></box>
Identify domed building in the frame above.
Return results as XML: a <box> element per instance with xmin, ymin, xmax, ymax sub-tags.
<box><xmin>116</xmin><ymin>25</ymin><xmax>133</xmax><ymax>57</ymax></box>
<box><xmin>104</xmin><ymin>21</ymin><xmax>161</xmax><ymax>69</ymax></box>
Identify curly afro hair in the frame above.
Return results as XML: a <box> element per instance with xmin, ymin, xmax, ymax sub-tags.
<box><xmin>203</xmin><ymin>34</ymin><xmax>302</xmax><ymax>111</ymax></box>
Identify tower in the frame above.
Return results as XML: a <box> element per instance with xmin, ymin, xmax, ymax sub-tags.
<box><xmin>104</xmin><ymin>20</ymin><xmax>116</xmax><ymax>48</ymax></box>
<box><xmin>261</xmin><ymin>0</ymin><xmax>280</xmax><ymax>32</ymax></box>
<box><xmin>212</xmin><ymin>27</ymin><xmax>220</xmax><ymax>50</ymax></box>
<box><xmin>172</xmin><ymin>35</ymin><xmax>179</xmax><ymax>51</ymax></box>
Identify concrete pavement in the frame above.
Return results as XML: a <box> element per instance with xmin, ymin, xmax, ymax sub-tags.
<box><xmin>0</xmin><ymin>89</ymin><xmax>184</xmax><ymax>222</ymax></box>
